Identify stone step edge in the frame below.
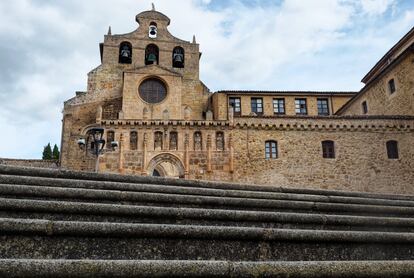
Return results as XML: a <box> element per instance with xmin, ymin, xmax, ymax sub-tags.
<box><xmin>3</xmin><ymin>197</ymin><xmax>414</xmax><ymax>228</ymax></box>
<box><xmin>1</xmin><ymin>260</ymin><xmax>414</xmax><ymax>277</ymax></box>
<box><xmin>3</xmin><ymin>184</ymin><xmax>414</xmax><ymax>215</ymax></box>
<box><xmin>1</xmin><ymin>164</ymin><xmax>413</xmax><ymax>201</ymax></box>
<box><xmin>2</xmin><ymin>218</ymin><xmax>414</xmax><ymax>243</ymax></box>
<box><xmin>3</xmin><ymin>175</ymin><xmax>414</xmax><ymax>208</ymax></box>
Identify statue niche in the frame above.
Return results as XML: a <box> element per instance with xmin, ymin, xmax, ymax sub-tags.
<box><xmin>194</xmin><ymin>131</ymin><xmax>202</xmax><ymax>151</ymax></box>
<box><xmin>154</xmin><ymin>131</ymin><xmax>163</xmax><ymax>150</ymax></box>
<box><xmin>169</xmin><ymin>132</ymin><xmax>178</xmax><ymax>151</ymax></box>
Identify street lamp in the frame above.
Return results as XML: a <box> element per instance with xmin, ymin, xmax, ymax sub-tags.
<box><xmin>77</xmin><ymin>128</ymin><xmax>118</xmax><ymax>172</ymax></box>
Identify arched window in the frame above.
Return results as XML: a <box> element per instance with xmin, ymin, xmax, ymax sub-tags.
<box><xmin>265</xmin><ymin>141</ymin><xmax>277</xmax><ymax>159</ymax></box>
<box><xmin>194</xmin><ymin>131</ymin><xmax>202</xmax><ymax>151</ymax></box>
<box><xmin>386</xmin><ymin>140</ymin><xmax>399</xmax><ymax>159</ymax></box>
<box><xmin>119</xmin><ymin>42</ymin><xmax>132</xmax><ymax>64</ymax></box>
<box><xmin>172</xmin><ymin>46</ymin><xmax>184</xmax><ymax>68</ymax></box>
<box><xmin>322</xmin><ymin>140</ymin><xmax>335</xmax><ymax>159</ymax></box>
<box><xmin>130</xmin><ymin>131</ymin><xmax>138</xmax><ymax>150</ymax></box>
<box><xmin>169</xmin><ymin>131</ymin><xmax>178</xmax><ymax>150</ymax></box>
<box><xmin>216</xmin><ymin>132</ymin><xmax>225</xmax><ymax>151</ymax></box>
<box><xmin>106</xmin><ymin>131</ymin><xmax>115</xmax><ymax>149</ymax></box>
<box><xmin>145</xmin><ymin>44</ymin><xmax>159</xmax><ymax>65</ymax></box>
<box><xmin>154</xmin><ymin>131</ymin><xmax>163</xmax><ymax>150</ymax></box>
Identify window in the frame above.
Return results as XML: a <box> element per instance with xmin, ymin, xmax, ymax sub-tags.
<box><xmin>138</xmin><ymin>78</ymin><xmax>167</xmax><ymax>104</ymax></box>
<box><xmin>388</xmin><ymin>79</ymin><xmax>396</xmax><ymax>94</ymax></box>
<box><xmin>273</xmin><ymin>98</ymin><xmax>285</xmax><ymax>115</ymax></box>
<box><xmin>251</xmin><ymin>98</ymin><xmax>263</xmax><ymax>115</ymax></box>
<box><xmin>106</xmin><ymin>131</ymin><xmax>115</xmax><ymax>149</ymax></box>
<box><xmin>145</xmin><ymin>44</ymin><xmax>159</xmax><ymax>65</ymax></box>
<box><xmin>317</xmin><ymin>99</ymin><xmax>330</xmax><ymax>116</ymax></box>
<box><xmin>229</xmin><ymin>97</ymin><xmax>241</xmax><ymax>116</ymax></box>
<box><xmin>172</xmin><ymin>46</ymin><xmax>184</xmax><ymax>68</ymax></box>
<box><xmin>295</xmin><ymin>99</ymin><xmax>307</xmax><ymax>115</ymax></box>
<box><xmin>322</xmin><ymin>140</ymin><xmax>335</xmax><ymax>159</ymax></box>
<box><xmin>119</xmin><ymin>42</ymin><xmax>132</xmax><ymax>64</ymax></box>
<box><xmin>362</xmin><ymin>101</ymin><xmax>368</xmax><ymax>114</ymax></box>
<box><xmin>386</xmin><ymin>140</ymin><xmax>399</xmax><ymax>159</ymax></box>
<box><xmin>265</xmin><ymin>141</ymin><xmax>278</xmax><ymax>159</ymax></box>
<box><xmin>130</xmin><ymin>131</ymin><xmax>138</xmax><ymax>150</ymax></box>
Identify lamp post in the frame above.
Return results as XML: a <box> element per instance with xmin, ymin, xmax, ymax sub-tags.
<box><xmin>77</xmin><ymin>128</ymin><xmax>118</xmax><ymax>173</ymax></box>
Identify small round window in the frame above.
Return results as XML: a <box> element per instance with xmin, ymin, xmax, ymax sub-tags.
<box><xmin>138</xmin><ymin>78</ymin><xmax>167</xmax><ymax>104</ymax></box>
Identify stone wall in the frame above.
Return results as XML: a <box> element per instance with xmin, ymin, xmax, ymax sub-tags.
<box><xmin>339</xmin><ymin>51</ymin><xmax>414</xmax><ymax>116</ymax></box>
<box><xmin>0</xmin><ymin>158</ymin><xmax>59</xmax><ymax>169</ymax></box>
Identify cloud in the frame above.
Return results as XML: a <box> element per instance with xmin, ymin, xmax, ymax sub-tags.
<box><xmin>0</xmin><ymin>0</ymin><xmax>413</xmax><ymax>158</ymax></box>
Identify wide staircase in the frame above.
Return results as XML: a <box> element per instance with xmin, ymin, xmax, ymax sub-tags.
<box><xmin>0</xmin><ymin>164</ymin><xmax>414</xmax><ymax>277</ymax></box>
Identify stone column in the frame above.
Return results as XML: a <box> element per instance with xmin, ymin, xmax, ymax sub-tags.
<box><xmin>184</xmin><ymin>133</ymin><xmax>189</xmax><ymax>178</ymax></box>
<box><xmin>229</xmin><ymin>133</ymin><xmax>234</xmax><ymax>174</ymax></box>
<box><xmin>142</xmin><ymin>133</ymin><xmax>148</xmax><ymax>175</ymax></box>
<box><xmin>118</xmin><ymin>133</ymin><xmax>124</xmax><ymax>174</ymax></box>
<box><xmin>207</xmin><ymin>134</ymin><xmax>212</xmax><ymax>173</ymax></box>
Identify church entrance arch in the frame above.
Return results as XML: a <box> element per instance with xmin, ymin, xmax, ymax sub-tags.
<box><xmin>147</xmin><ymin>153</ymin><xmax>185</xmax><ymax>178</ymax></box>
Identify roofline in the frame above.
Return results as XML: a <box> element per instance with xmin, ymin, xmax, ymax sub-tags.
<box><xmin>215</xmin><ymin>90</ymin><xmax>358</xmax><ymax>96</ymax></box>
<box><xmin>361</xmin><ymin>26</ymin><xmax>414</xmax><ymax>84</ymax></box>
<box><xmin>336</xmin><ymin>44</ymin><xmax>414</xmax><ymax>115</ymax></box>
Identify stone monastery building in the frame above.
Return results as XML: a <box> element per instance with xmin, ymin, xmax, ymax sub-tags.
<box><xmin>61</xmin><ymin>6</ymin><xmax>414</xmax><ymax>194</ymax></box>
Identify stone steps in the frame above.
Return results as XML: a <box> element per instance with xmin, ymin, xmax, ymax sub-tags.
<box><xmin>2</xmin><ymin>174</ymin><xmax>414</xmax><ymax>208</ymax></box>
<box><xmin>1</xmin><ymin>218</ymin><xmax>414</xmax><ymax>261</ymax></box>
<box><xmin>2</xmin><ymin>183</ymin><xmax>414</xmax><ymax>217</ymax></box>
<box><xmin>1</xmin><ymin>260</ymin><xmax>414</xmax><ymax>278</ymax></box>
<box><xmin>1</xmin><ymin>165</ymin><xmax>414</xmax><ymax>267</ymax></box>
<box><xmin>2</xmin><ymin>197</ymin><xmax>414</xmax><ymax>231</ymax></box>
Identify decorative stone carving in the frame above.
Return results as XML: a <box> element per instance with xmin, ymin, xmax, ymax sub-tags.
<box><xmin>130</xmin><ymin>131</ymin><xmax>138</xmax><ymax>150</ymax></box>
<box><xmin>169</xmin><ymin>132</ymin><xmax>178</xmax><ymax>150</ymax></box>
<box><xmin>216</xmin><ymin>132</ymin><xmax>224</xmax><ymax>151</ymax></box>
<box><xmin>154</xmin><ymin>131</ymin><xmax>163</xmax><ymax>150</ymax></box>
<box><xmin>194</xmin><ymin>132</ymin><xmax>202</xmax><ymax>151</ymax></box>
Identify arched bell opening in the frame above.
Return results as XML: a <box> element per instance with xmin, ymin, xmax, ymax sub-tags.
<box><xmin>172</xmin><ymin>46</ymin><xmax>184</xmax><ymax>68</ymax></box>
<box><xmin>119</xmin><ymin>42</ymin><xmax>132</xmax><ymax>64</ymax></box>
<box><xmin>145</xmin><ymin>44</ymin><xmax>159</xmax><ymax>65</ymax></box>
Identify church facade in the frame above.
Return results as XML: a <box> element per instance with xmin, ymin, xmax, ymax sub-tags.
<box><xmin>60</xmin><ymin>7</ymin><xmax>414</xmax><ymax>194</ymax></box>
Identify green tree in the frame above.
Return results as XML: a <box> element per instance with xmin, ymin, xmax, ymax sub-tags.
<box><xmin>42</xmin><ymin>143</ymin><xmax>52</xmax><ymax>160</ymax></box>
<box><xmin>52</xmin><ymin>144</ymin><xmax>60</xmax><ymax>160</ymax></box>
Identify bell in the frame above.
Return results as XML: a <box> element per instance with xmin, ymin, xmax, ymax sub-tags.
<box><xmin>147</xmin><ymin>53</ymin><xmax>157</xmax><ymax>63</ymax></box>
<box><xmin>173</xmin><ymin>54</ymin><xmax>183</xmax><ymax>63</ymax></box>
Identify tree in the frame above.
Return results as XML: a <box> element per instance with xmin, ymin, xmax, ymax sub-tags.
<box><xmin>42</xmin><ymin>143</ymin><xmax>52</xmax><ymax>160</ymax></box>
<box><xmin>52</xmin><ymin>144</ymin><xmax>60</xmax><ymax>160</ymax></box>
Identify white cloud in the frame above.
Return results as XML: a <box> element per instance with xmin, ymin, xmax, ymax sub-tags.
<box><xmin>359</xmin><ymin>0</ymin><xmax>397</xmax><ymax>15</ymax></box>
<box><xmin>0</xmin><ymin>0</ymin><xmax>413</xmax><ymax>158</ymax></box>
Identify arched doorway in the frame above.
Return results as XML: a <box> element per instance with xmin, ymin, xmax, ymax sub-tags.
<box><xmin>147</xmin><ymin>153</ymin><xmax>185</xmax><ymax>178</ymax></box>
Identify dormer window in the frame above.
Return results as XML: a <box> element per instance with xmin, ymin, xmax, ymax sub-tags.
<box><xmin>172</xmin><ymin>46</ymin><xmax>184</xmax><ymax>68</ymax></box>
<box><xmin>145</xmin><ymin>44</ymin><xmax>159</xmax><ymax>65</ymax></box>
<box><xmin>119</xmin><ymin>42</ymin><xmax>132</xmax><ymax>64</ymax></box>
<box><xmin>149</xmin><ymin>22</ymin><xmax>157</xmax><ymax>38</ymax></box>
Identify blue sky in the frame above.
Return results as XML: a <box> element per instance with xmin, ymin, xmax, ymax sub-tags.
<box><xmin>0</xmin><ymin>0</ymin><xmax>413</xmax><ymax>159</ymax></box>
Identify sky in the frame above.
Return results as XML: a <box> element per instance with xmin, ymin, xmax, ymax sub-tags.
<box><xmin>0</xmin><ymin>0</ymin><xmax>413</xmax><ymax>159</ymax></box>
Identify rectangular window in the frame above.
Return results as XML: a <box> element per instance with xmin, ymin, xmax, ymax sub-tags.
<box><xmin>295</xmin><ymin>98</ymin><xmax>307</xmax><ymax>115</ymax></box>
<box><xmin>265</xmin><ymin>141</ymin><xmax>278</xmax><ymax>159</ymax></box>
<box><xmin>273</xmin><ymin>98</ymin><xmax>285</xmax><ymax>115</ymax></box>
<box><xmin>388</xmin><ymin>79</ymin><xmax>396</xmax><ymax>94</ymax></box>
<box><xmin>317</xmin><ymin>98</ymin><xmax>330</xmax><ymax>115</ymax></box>
<box><xmin>251</xmin><ymin>98</ymin><xmax>263</xmax><ymax>115</ymax></box>
<box><xmin>229</xmin><ymin>97</ymin><xmax>241</xmax><ymax>116</ymax></box>
<box><xmin>362</xmin><ymin>101</ymin><xmax>368</xmax><ymax>114</ymax></box>
<box><xmin>322</xmin><ymin>140</ymin><xmax>335</xmax><ymax>159</ymax></box>
<box><xmin>386</xmin><ymin>140</ymin><xmax>399</xmax><ymax>159</ymax></box>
